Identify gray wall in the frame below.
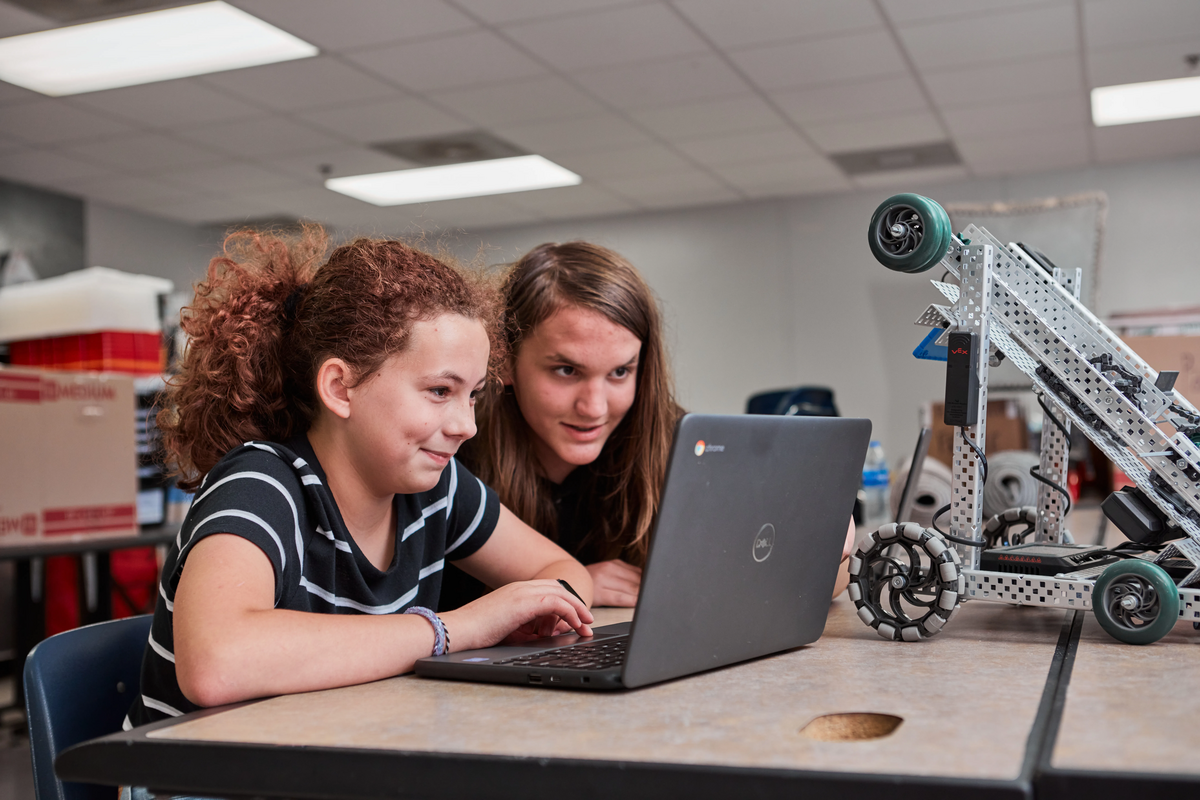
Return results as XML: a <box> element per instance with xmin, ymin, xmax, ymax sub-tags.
<box><xmin>0</xmin><ymin>178</ymin><xmax>84</xmax><ymax>281</ymax></box>
<box><xmin>79</xmin><ymin>152</ymin><xmax>1200</xmax><ymax>466</ymax></box>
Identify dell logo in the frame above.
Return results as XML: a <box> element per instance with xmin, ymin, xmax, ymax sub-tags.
<box><xmin>752</xmin><ymin>523</ymin><xmax>775</xmax><ymax>562</ymax></box>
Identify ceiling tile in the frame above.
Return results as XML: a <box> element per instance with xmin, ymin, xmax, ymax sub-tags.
<box><xmin>240</xmin><ymin>185</ymin><xmax>372</xmax><ymax>218</ymax></box>
<box><xmin>432</xmin><ymin>75</ymin><xmax>608</xmax><ymax>127</ymax></box>
<box><xmin>955</xmin><ymin>127</ymin><xmax>1091</xmax><ymax>174</ymax></box>
<box><xmin>70</xmin><ymin>80</ymin><xmax>263</xmax><ymax>128</ymax></box>
<box><xmin>502</xmin><ymin>183</ymin><xmax>636</xmax><ymax>220</ymax></box>
<box><xmin>772</xmin><ymin>75</ymin><xmax>929</xmax><ymax>126</ymax></box>
<box><xmin>554</xmin><ymin>143</ymin><xmax>694</xmax><ymax>178</ymax></box>
<box><xmin>923</xmin><ymin>55</ymin><xmax>1083</xmax><ymax>108</ymax></box>
<box><xmin>0</xmin><ymin>80</ymin><xmax>43</xmax><ymax>107</ymax></box>
<box><xmin>267</xmin><ymin>147</ymin><xmax>415</xmax><ymax>181</ymax></box>
<box><xmin>150</xmin><ymin>195</ymin><xmax>296</xmax><ymax>225</ymax></box>
<box><xmin>0</xmin><ymin>1</ymin><xmax>50</xmax><ymax>37</ymax></box>
<box><xmin>572</xmin><ymin>54</ymin><xmax>752</xmax><ymax>110</ymax></box>
<box><xmin>729</xmin><ymin>30</ymin><xmax>908</xmax><ymax>91</ymax></box>
<box><xmin>200</xmin><ymin>56</ymin><xmax>398</xmax><ymax>113</ymax></box>
<box><xmin>879</xmin><ymin>0</ymin><xmax>1069</xmax><ymax>25</ymax></box>
<box><xmin>805</xmin><ymin>111</ymin><xmax>947</xmax><ymax>153</ymax></box>
<box><xmin>850</xmin><ymin>164</ymin><xmax>969</xmax><ymax>190</ymax></box>
<box><xmin>0</xmin><ymin>98</ymin><xmax>134</xmax><ymax>145</ymax></box>
<box><xmin>156</xmin><ymin>162</ymin><xmax>308</xmax><ymax>195</ymax></box>
<box><xmin>402</xmin><ymin>195</ymin><xmax>545</xmax><ymax>230</ymax></box>
<box><xmin>896</xmin><ymin>4</ymin><xmax>1078</xmax><ymax>72</ymax></box>
<box><xmin>707</xmin><ymin>155</ymin><xmax>846</xmax><ymax>191</ymax></box>
<box><xmin>0</xmin><ymin>148</ymin><xmax>113</xmax><ymax>186</ymax></box>
<box><xmin>58</xmin><ymin>175</ymin><xmax>202</xmax><ymax>209</ymax></box>
<box><xmin>180</xmin><ymin>116</ymin><xmax>347</xmax><ymax>157</ymax></box>
<box><xmin>298</xmin><ymin>95</ymin><xmax>468</xmax><ymax>144</ymax></box>
<box><xmin>230</xmin><ymin>0</ymin><xmax>477</xmax><ymax>51</ymax></box>
<box><xmin>1091</xmin><ymin>115</ymin><xmax>1200</xmax><ymax>163</ymax></box>
<box><xmin>674</xmin><ymin>127</ymin><xmax>819</xmax><ymax>166</ymax></box>
<box><xmin>65</xmin><ymin>132</ymin><xmax>224</xmax><ymax>172</ymax></box>
<box><xmin>941</xmin><ymin>93</ymin><xmax>1088</xmax><ymax>140</ymax></box>
<box><xmin>493</xmin><ymin>114</ymin><xmax>653</xmax><ymax>155</ymax></box>
<box><xmin>673</xmin><ymin>0</ymin><xmax>882</xmax><ymax>49</ymax></box>
<box><xmin>597</xmin><ymin>168</ymin><xmax>740</xmax><ymax>207</ymax></box>
<box><xmin>630</xmin><ymin>94</ymin><xmax>787</xmax><ymax>140</ymax></box>
<box><xmin>451</xmin><ymin>0</ymin><xmax>639</xmax><ymax>25</ymax></box>
<box><xmin>1084</xmin><ymin>0</ymin><xmax>1200</xmax><ymax>50</ymax></box>
<box><xmin>1087</xmin><ymin>41</ymin><xmax>1200</xmax><ymax>88</ymax></box>
<box><xmin>346</xmin><ymin>30</ymin><xmax>546</xmax><ymax>92</ymax></box>
<box><xmin>502</xmin><ymin>4</ymin><xmax>709</xmax><ymax>72</ymax></box>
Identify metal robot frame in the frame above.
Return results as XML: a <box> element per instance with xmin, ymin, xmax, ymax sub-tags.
<box><xmin>848</xmin><ymin>193</ymin><xmax>1200</xmax><ymax>645</ymax></box>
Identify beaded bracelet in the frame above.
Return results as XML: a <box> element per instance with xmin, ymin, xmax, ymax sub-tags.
<box><xmin>403</xmin><ymin>606</ymin><xmax>449</xmax><ymax>656</ymax></box>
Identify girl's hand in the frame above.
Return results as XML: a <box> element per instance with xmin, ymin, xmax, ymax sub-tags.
<box><xmin>586</xmin><ymin>559</ymin><xmax>641</xmax><ymax>607</ymax></box>
<box><xmin>440</xmin><ymin>579</ymin><xmax>594</xmax><ymax>651</ymax></box>
<box><xmin>842</xmin><ymin>517</ymin><xmax>857</xmax><ymax>561</ymax></box>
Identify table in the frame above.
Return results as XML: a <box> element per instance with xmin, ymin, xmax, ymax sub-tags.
<box><xmin>56</xmin><ymin>598</ymin><xmax>1074</xmax><ymax>800</ymax></box>
<box><xmin>3</xmin><ymin>525</ymin><xmax>178</xmax><ymax>707</ymax></box>
<box><xmin>1036</xmin><ymin>613</ymin><xmax>1200</xmax><ymax>799</ymax></box>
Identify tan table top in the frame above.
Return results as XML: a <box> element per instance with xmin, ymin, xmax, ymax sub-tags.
<box><xmin>148</xmin><ymin>597</ymin><xmax>1067</xmax><ymax>782</ymax></box>
<box><xmin>1051</xmin><ymin>614</ymin><xmax>1200</xmax><ymax>776</ymax></box>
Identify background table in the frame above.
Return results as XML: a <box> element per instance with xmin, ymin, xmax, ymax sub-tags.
<box><xmin>58</xmin><ymin>597</ymin><xmax>1074</xmax><ymax>800</ymax></box>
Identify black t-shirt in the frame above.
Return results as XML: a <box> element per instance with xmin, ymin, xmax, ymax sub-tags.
<box><xmin>439</xmin><ymin>466</ymin><xmax>602</xmax><ymax>611</ymax></box>
<box><xmin>125</xmin><ymin>436</ymin><xmax>499</xmax><ymax>728</ymax></box>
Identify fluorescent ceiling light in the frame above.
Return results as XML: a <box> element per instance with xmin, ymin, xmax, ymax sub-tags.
<box><xmin>1091</xmin><ymin>75</ymin><xmax>1200</xmax><ymax>127</ymax></box>
<box><xmin>326</xmin><ymin>156</ymin><xmax>582</xmax><ymax>206</ymax></box>
<box><xmin>0</xmin><ymin>1</ymin><xmax>317</xmax><ymax>96</ymax></box>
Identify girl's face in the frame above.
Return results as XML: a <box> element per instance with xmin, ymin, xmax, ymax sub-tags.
<box><xmin>347</xmin><ymin>313</ymin><xmax>489</xmax><ymax>495</ymax></box>
<box><xmin>510</xmin><ymin>304</ymin><xmax>641</xmax><ymax>484</ymax></box>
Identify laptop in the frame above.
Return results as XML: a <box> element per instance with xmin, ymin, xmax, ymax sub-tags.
<box><xmin>416</xmin><ymin>413</ymin><xmax>871</xmax><ymax>691</ymax></box>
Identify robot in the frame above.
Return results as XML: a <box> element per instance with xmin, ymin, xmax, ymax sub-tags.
<box><xmin>850</xmin><ymin>193</ymin><xmax>1200</xmax><ymax>645</ymax></box>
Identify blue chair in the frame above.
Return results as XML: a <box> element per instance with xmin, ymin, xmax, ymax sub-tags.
<box><xmin>746</xmin><ymin>386</ymin><xmax>839</xmax><ymax>417</ymax></box>
<box><xmin>23</xmin><ymin>615</ymin><xmax>151</xmax><ymax>800</ymax></box>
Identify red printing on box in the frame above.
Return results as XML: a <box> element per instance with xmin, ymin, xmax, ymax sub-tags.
<box><xmin>42</xmin><ymin>504</ymin><xmax>137</xmax><ymax>536</ymax></box>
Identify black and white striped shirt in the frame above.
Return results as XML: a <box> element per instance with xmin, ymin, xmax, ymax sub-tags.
<box><xmin>125</xmin><ymin>436</ymin><xmax>499</xmax><ymax>728</ymax></box>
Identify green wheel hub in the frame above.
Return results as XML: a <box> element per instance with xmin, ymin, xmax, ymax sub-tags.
<box><xmin>868</xmin><ymin>193</ymin><xmax>952</xmax><ymax>274</ymax></box>
<box><xmin>1093</xmin><ymin>560</ymin><xmax>1179</xmax><ymax>645</ymax></box>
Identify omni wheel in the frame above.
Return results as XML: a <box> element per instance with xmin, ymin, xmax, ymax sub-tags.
<box><xmin>868</xmin><ymin>193</ymin><xmax>952</xmax><ymax>274</ymax></box>
<box><xmin>1093</xmin><ymin>560</ymin><xmax>1179</xmax><ymax>645</ymax></box>
<box><xmin>847</xmin><ymin>522</ymin><xmax>964</xmax><ymax>641</ymax></box>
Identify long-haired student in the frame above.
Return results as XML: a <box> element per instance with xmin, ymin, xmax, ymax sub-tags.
<box><xmin>441</xmin><ymin>241</ymin><xmax>855</xmax><ymax>611</ymax></box>
<box><xmin>125</xmin><ymin>227</ymin><xmax>593</xmax><ymax>730</ymax></box>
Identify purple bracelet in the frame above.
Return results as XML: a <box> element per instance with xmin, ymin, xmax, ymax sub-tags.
<box><xmin>404</xmin><ymin>606</ymin><xmax>448</xmax><ymax>656</ymax></box>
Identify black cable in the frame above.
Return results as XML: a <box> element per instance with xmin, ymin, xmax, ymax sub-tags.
<box><xmin>960</xmin><ymin>429</ymin><xmax>988</xmax><ymax>484</ymax></box>
<box><xmin>1029</xmin><ymin>465</ymin><xmax>1072</xmax><ymax>517</ymax></box>
<box><xmin>931</xmin><ymin>503</ymin><xmax>989</xmax><ymax>547</ymax></box>
<box><xmin>1037</xmin><ymin>394</ymin><xmax>1073</xmax><ymax>446</ymax></box>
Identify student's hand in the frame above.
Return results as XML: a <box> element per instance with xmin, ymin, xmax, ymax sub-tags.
<box><xmin>842</xmin><ymin>518</ymin><xmax>856</xmax><ymax>561</ymax></box>
<box><xmin>440</xmin><ymin>579</ymin><xmax>594</xmax><ymax>651</ymax></box>
<box><xmin>586</xmin><ymin>559</ymin><xmax>641</xmax><ymax>607</ymax></box>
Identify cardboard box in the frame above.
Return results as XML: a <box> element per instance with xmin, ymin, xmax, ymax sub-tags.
<box><xmin>0</xmin><ymin>366</ymin><xmax>137</xmax><ymax>546</ymax></box>
<box><xmin>928</xmin><ymin>399</ymin><xmax>1029</xmax><ymax>467</ymax></box>
<box><xmin>1121</xmin><ymin>335</ymin><xmax>1200</xmax><ymax>407</ymax></box>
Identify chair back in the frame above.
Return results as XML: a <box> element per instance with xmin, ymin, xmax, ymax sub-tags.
<box><xmin>23</xmin><ymin>615</ymin><xmax>152</xmax><ymax>800</ymax></box>
<box><xmin>746</xmin><ymin>386</ymin><xmax>839</xmax><ymax>417</ymax></box>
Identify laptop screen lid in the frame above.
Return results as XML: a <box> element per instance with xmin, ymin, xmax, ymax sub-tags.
<box><xmin>620</xmin><ymin>414</ymin><xmax>871</xmax><ymax>689</ymax></box>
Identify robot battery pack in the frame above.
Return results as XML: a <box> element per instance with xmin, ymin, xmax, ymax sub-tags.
<box><xmin>979</xmin><ymin>542</ymin><xmax>1120</xmax><ymax>577</ymax></box>
<box><xmin>944</xmin><ymin>331</ymin><xmax>979</xmax><ymax>426</ymax></box>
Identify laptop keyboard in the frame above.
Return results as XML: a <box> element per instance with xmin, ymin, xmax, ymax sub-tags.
<box><xmin>494</xmin><ymin>637</ymin><xmax>628</xmax><ymax>670</ymax></box>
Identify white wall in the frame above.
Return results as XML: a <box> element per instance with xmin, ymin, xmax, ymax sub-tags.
<box><xmin>455</xmin><ymin>153</ymin><xmax>1200</xmax><ymax>466</ymax></box>
<box><xmin>85</xmin><ymin>202</ymin><xmax>217</xmax><ymax>293</ymax></box>
<box><xmin>83</xmin><ymin>153</ymin><xmax>1200</xmax><ymax>466</ymax></box>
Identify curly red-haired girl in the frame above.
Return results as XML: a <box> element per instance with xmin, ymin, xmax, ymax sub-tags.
<box><xmin>125</xmin><ymin>226</ymin><xmax>593</xmax><ymax>729</ymax></box>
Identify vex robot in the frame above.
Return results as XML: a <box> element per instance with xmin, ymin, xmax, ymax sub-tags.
<box><xmin>849</xmin><ymin>193</ymin><xmax>1200</xmax><ymax>645</ymax></box>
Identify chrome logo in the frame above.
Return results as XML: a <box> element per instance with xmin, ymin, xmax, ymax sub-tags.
<box><xmin>753</xmin><ymin>523</ymin><xmax>775</xmax><ymax>562</ymax></box>
<box><xmin>694</xmin><ymin>440</ymin><xmax>705</xmax><ymax>456</ymax></box>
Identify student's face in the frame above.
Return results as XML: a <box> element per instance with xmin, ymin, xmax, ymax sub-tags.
<box><xmin>510</xmin><ymin>304</ymin><xmax>642</xmax><ymax>484</ymax></box>
<box><xmin>349</xmin><ymin>314</ymin><xmax>489</xmax><ymax>495</ymax></box>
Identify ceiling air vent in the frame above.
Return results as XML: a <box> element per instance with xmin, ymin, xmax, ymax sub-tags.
<box><xmin>5</xmin><ymin>0</ymin><xmax>187</xmax><ymax>22</ymax></box>
<box><xmin>371</xmin><ymin>131</ymin><xmax>527</xmax><ymax>167</ymax></box>
<box><xmin>830</xmin><ymin>141</ymin><xmax>961</xmax><ymax>176</ymax></box>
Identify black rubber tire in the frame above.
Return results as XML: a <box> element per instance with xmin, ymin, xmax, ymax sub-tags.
<box><xmin>1093</xmin><ymin>560</ymin><xmax>1179</xmax><ymax>645</ymax></box>
<box><xmin>868</xmin><ymin>193</ymin><xmax>952</xmax><ymax>274</ymax></box>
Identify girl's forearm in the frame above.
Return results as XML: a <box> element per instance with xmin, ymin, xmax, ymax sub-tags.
<box><xmin>532</xmin><ymin>558</ymin><xmax>594</xmax><ymax>606</ymax></box>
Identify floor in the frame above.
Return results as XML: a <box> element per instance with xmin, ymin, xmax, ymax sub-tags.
<box><xmin>0</xmin><ymin>675</ymin><xmax>35</xmax><ymax>800</ymax></box>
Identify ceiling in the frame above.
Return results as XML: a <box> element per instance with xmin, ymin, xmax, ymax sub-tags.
<box><xmin>0</xmin><ymin>0</ymin><xmax>1198</xmax><ymax>232</ymax></box>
